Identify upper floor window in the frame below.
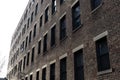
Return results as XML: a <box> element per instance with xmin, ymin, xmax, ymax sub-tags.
<box><xmin>31</xmin><ymin>12</ymin><xmax>34</xmax><ymax>23</ymax></box>
<box><xmin>29</xmin><ymin>31</ymin><xmax>32</xmax><ymax>43</ymax></box>
<box><xmin>26</xmin><ymin>52</ymin><xmax>30</xmax><ymax>66</ymax></box>
<box><xmin>30</xmin><ymin>74</ymin><xmax>33</xmax><ymax>80</ymax></box>
<box><xmin>42</xmin><ymin>68</ymin><xmax>46</xmax><ymax>80</ymax></box>
<box><xmin>60</xmin><ymin>0</ymin><xmax>65</xmax><ymax>5</ymax></box>
<box><xmin>23</xmin><ymin>56</ymin><xmax>26</xmax><ymax>70</ymax></box>
<box><xmin>43</xmin><ymin>34</ymin><xmax>47</xmax><ymax>53</ymax></box>
<box><xmin>35</xmin><ymin>3</ymin><xmax>38</xmax><ymax>16</ymax></box>
<box><xmin>36</xmin><ymin>71</ymin><xmax>39</xmax><ymax>80</ymax></box>
<box><xmin>60</xmin><ymin>15</ymin><xmax>66</xmax><ymax>40</ymax></box>
<box><xmin>51</xmin><ymin>26</ymin><xmax>56</xmax><ymax>47</ymax></box>
<box><xmin>27</xmin><ymin>18</ymin><xmax>30</xmax><ymax>29</ymax></box>
<box><xmin>40</xmin><ymin>15</ymin><xmax>43</xmax><ymax>27</ymax></box>
<box><xmin>25</xmin><ymin>36</ymin><xmax>28</xmax><ymax>49</ymax></box>
<box><xmin>45</xmin><ymin>7</ymin><xmax>49</xmax><ymax>23</ymax></box>
<box><xmin>33</xmin><ymin>24</ymin><xmax>37</xmax><ymax>38</ymax></box>
<box><xmin>95</xmin><ymin>37</ymin><xmax>110</xmax><ymax>71</ymax></box>
<box><xmin>50</xmin><ymin>63</ymin><xmax>55</xmax><ymax>80</ymax></box>
<box><xmin>38</xmin><ymin>40</ymin><xmax>41</xmax><ymax>54</ymax></box>
<box><xmin>72</xmin><ymin>2</ymin><xmax>81</xmax><ymax>31</ymax></box>
<box><xmin>41</xmin><ymin>0</ymin><xmax>43</xmax><ymax>4</ymax></box>
<box><xmin>91</xmin><ymin>0</ymin><xmax>101</xmax><ymax>10</ymax></box>
<box><xmin>52</xmin><ymin>0</ymin><xmax>57</xmax><ymax>14</ymax></box>
<box><xmin>25</xmin><ymin>77</ymin><xmax>28</xmax><ymax>80</ymax></box>
<box><xmin>31</xmin><ymin>47</ymin><xmax>35</xmax><ymax>63</ymax></box>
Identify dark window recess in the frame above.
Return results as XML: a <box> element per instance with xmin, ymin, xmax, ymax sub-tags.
<box><xmin>72</xmin><ymin>2</ymin><xmax>81</xmax><ymax>31</ymax></box>
<box><xmin>23</xmin><ymin>56</ymin><xmax>26</xmax><ymax>70</ymax></box>
<box><xmin>35</xmin><ymin>3</ymin><xmax>38</xmax><ymax>16</ymax></box>
<box><xmin>38</xmin><ymin>40</ymin><xmax>41</xmax><ymax>54</ymax></box>
<box><xmin>31</xmin><ymin>12</ymin><xmax>34</xmax><ymax>22</ymax></box>
<box><xmin>25</xmin><ymin>77</ymin><xmax>28</xmax><ymax>80</ymax></box>
<box><xmin>91</xmin><ymin>0</ymin><xmax>101</xmax><ymax>10</ymax></box>
<box><xmin>27</xmin><ymin>18</ymin><xmax>30</xmax><ymax>28</ymax></box>
<box><xmin>40</xmin><ymin>15</ymin><xmax>43</xmax><ymax>27</ymax></box>
<box><xmin>74</xmin><ymin>49</ymin><xmax>84</xmax><ymax>80</ymax></box>
<box><xmin>33</xmin><ymin>24</ymin><xmax>37</xmax><ymax>38</ymax></box>
<box><xmin>31</xmin><ymin>47</ymin><xmax>35</xmax><ymax>63</ymax></box>
<box><xmin>52</xmin><ymin>0</ymin><xmax>56</xmax><ymax>14</ymax></box>
<box><xmin>50</xmin><ymin>63</ymin><xmax>55</xmax><ymax>80</ymax></box>
<box><xmin>60</xmin><ymin>15</ymin><xmax>66</xmax><ymax>40</ymax></box>
<box><xmin>20</xmin><ymin>41</ymin><xmax>24</xmax><ymax>52</ymax></box>
<box><xmin>43</xmin><ymin>34</ymin><xmax>47</xmax><ymax>52</ymax></box>
<box><xmin>29</xmin><ymin>31</ymin><xmax>32</xmax><ymax>43</ymax></box>
<box><xmin>51</xmin><ymin>26</ymin><xmax>56</xmax><ymax>47</ymax></box>
<box><xmin>42</xmin><ymin>68</ymin><xmax>46</xmax><ymax>80</ymax></box>
<box><xmin>96</xmin><ymin>37</ymin><xmax>110</xmax><ymax>72</ymax></box>
<box><xmin>45</xmin><ymin>7</ymin><xmax>49</xmax><ymax>23</ymax></box>
<box><xmin>41</xmin><ymin>0</ymin><xmax>43</xmax><ymax>4</ymax></box>
<box><xmin>30</xmin><ymin>74</ymin><xmax>33</xmax><ymax>80</ymax></box>
<box><xmin>26</xmin><ymin>52</ymin><xmax>30</xmax><ymax>66</ymax></box>
<box><xmin>25</xmin><ymin>36</ymin><xmax>28</xmax><ymax>49</ymax></box>
<box><xmin>60</xmin><ymin>0</ymin><xmax>65</xmax><ymax>5</ymax></box>
<box><xmin>60</xmin><ymin>57</ymin><xmax>67</xmax><ymax>80</ymax></box>
<box><xmin>36</xmin><ymin>71</ymin><xmax>39</xmax><ymax>80</ymax></box>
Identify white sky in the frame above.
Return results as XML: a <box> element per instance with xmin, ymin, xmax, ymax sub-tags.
<box><xmin>0</xmin><ymin>0</ymin><xmax>29</xmax><ymax>78</ymax></box>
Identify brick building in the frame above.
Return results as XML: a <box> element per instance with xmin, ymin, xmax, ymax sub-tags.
<box><xmin>7</xmin><ymin>0</ymin><xmax>120</xmax><ymax>80</ymax></box>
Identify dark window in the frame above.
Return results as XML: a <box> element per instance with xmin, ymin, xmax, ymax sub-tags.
<box><xmin>35</xmin><ymin>3</ymin><xmax>38</xmax><ymax>16</ymax></box>
<box><xmin>38</xmin><ymin>40</ymin><xmax>41</xmax><ymax>54</ymax></box>
<box><xmin>60</xmin><ymin>0</ymin><xmax>65</xmax><ymax>5</ymax></box>
<box><xmin>27</xmin><ymin>18</ymin><xmax>30</xmax><ymax>28</ymax></box>
<box><xmin>42</xmin><ymin>68</ymin><xmax>46</xmax><ymax>80</ymax></box>
<box><xmin>51</xmin><ymin>26</ymin><xmax>56</xmax><ymax>47</ymax></box>
<box><xmin>25</xmin><ymin>77</ymin><xmax>28</xmax><ymax>80</ymax></box>
<box><xmin>45</xmin><ymin>7</ymin><xmax>49</xmax><ymax>23</ymax></box>
<box><xmin>72</xmin><ymin>2</ymin><xmax>81</xmax><ymax>31</ymax></box>
<box><xmin>36</xmin><ymin>71</ymin><xmax>39</xmax><ymax>80</ymax></box>
<box><xmin>52</xmin><ymin>0</ymin><xmax>56</xmax><ymax>14</ymax></box>
<box><xmin>25</xmin><ymin>36</ymin><xmax>28</xmax><ymax>49</ymax></box>
<box><xmin>60</xmin><ymin>57</ymin><xmax>67</xmax><ymax>80</ymax></box>
<box><xmin>29</xmin><ymin>31</ymin><xmax>32</xmax><ymax>43</ymax></box>
<box><xmin>60</xmin><ymin>15</ymin><xmax>66</xmax><ymax>40</ymax></box>
<box><xmin>26</xmin><ymin>52</ymin><xmax>30</xmax><ymax>66</ymax></box>
<box><xmin>23</xmin><ymin>56</ymin><xmax>26</xmax><ymax>70</ymax></box>
<box><xmin>96</xmin><ymin>37</ymin><xmax>110</xmax><ymax>72</ymax></box>
<box><xmin>50</xmin><ymin>63</ymin><xmax>55</xmax><ymax>80</ymax></box>
<box><xmin>40</xmin><ymin>15</ymin><xmax>43</xmax><ymax>27</ymax></box>
<box><xmin>91</xmin><ymin>0</ymin><xmax>101</xmax><ymax>10</ymax></box>
<box><xmin>31</xmin><ymin>12</ymin><xmax>34</xmax><ymax>22</ymax></box>
<box><xmin>31</xmin><ymin>47</ymin><xmax>35</xmax><ymax>63</ymax></box>
<box><xmin>41</xmin><ymin>0</ymin><xmax>43</xmax><ymax>4</ymax></box>
<box><xmin>33</xmin><ymin>24</ymin><xmax>37</xmax><ymax>38</ymax></box>
<box><xmin>74</xmin><ymin>49</ymin><xmax>84</xmax><ymax>80</ymax></box>
<box><xmin>43</xmin><ymin>34</ymin><xmax>47</xmax><ymax>53</ymax></box>
<box><xmin>30</xmin><ymin>74</ymin><xmax>33</xmax><ymax>80</ymax></box>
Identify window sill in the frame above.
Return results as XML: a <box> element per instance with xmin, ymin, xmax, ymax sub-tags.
<box><xmin>90</xmin><ymin>2</ymin><xmax>104</xmax><ymax>14</ymax></box>
<box><xmin>72</xmin><ymin>24</ymin><xmax>83</xmax><ymax>33</ymax></box>
<box><xmin>97</xmin><ymin>68</ymin><xmax>113</xmax><ymax>75</ymax></box>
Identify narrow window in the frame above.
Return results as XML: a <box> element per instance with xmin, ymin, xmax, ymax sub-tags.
<box><xmin>60</xmin><ymin>15</ymin><xmax>66</xmax><ymax>40</ymax></box>
<box><xmin>41</xmin><ymin>0</ymin><xmax>43</xmax><ymax>4</ymax></box>
<box><xmin>60</xmin><ymin>57</ymin><xmax>67</xmax><ymax>80</ymax></box>
<box><xmin>27</xmin><ymin>18</ymin><xmax>30</xmax><ymax>28</ymax></box>
<box><xmin>25</xmin><ymin>36</ymin><xmax>28</xmax><ymax>49</ymax></box>
<box><xmin>33</xmin><ymin>24</ymin><xmax>37</xmax><ymax>38</ymax></box>
<box><xmin>31</xmin><ymin>47</ymin><xmax>35</xmax><ymax>63</ymax></box>
<box><xmin>52</xmin><ymin>0</ymin><xmax>57</xmax><ymax>14</ymax></box>
<box><xmin>74</xmin><ymin>49</ymin><xmax>84</xmax><ymax>80</ymax></box>
<box><xmin>31</xmin><ymin>12</ymin><xmax>34</xmax><ymax>22</ymax></box>
<box><xmin>60</xmin><ymin>0</ymin><xmax>65</xmax><ymax>5</ymax></box>
<box><xmin>25</xmin><ymin>77</ymin><xmax>28</xmax><ymax>80</ymax></box>
<box><xmin>38</xmin><ymin>40</ymin><xmax>41</xmax><ymax>54</ymax></box>
<box><xmin>50</xmin><ymin>63</ymin><xmax>55</xmax><ymax>80</ymax></box>
<box><xmin>51</xmin><ymin>26</ymin><xmax>56</xmax><ymax>47</ymax></box>
<box><xmin>40</xmin><ymin>15</ymin><xmax>43</xmax><ymax>27</ymax></box>
<box><xmin>45</xmin><ymin>7</ymin><xmax>49</xmax><ymax>23</ymax></box>
<box><xmin>26</xmin><ymin>52</ymin><xmax>30</xmax><ymax>66</ymax></box>
<box><xmin>91</xmin><ymin>0</ymin><xmax>101</xmax><ymax>10</ymax></box>
<box><xmin>23</xmin><ymin>56</ymin><xmax>26</xmax><ymax>70</ymax></box>
<box><xmin>36</xmin><ymin>71</ymin><xmax>39</xmax><ymax>80</ymax></box>
<box><xmin>43</xmin><ymin>34</ymin><xmax>47</xmax><ymax>53</ymax></box>
<box><xmin>96</xmin><ymin>37</ymin><xmax>110</xmax><ymax>71</ymax></box>
<box><xmin>30</xmin><ymin>74</ymin><xmax>33</xmax><ymax>80</ymax></box>
<box><xmin>29</xmin><ymin>31</ymin><xmax>32</xmax><ymax>43</ymax></box>
<box><xmin>72</xmin><ymin>2</ymin><xmax>81</xmax><ymax>31</ymax></box>
<box><xmin>35</xmin><ymin>3</ymin><xmax>38</xmax><ymax>16</ymax></box>
<box><xmin>42</xmin><ymin>68</ymin><xmax>46</xmax><ymax>80</ymax></box>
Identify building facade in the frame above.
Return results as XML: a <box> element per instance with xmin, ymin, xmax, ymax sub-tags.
<box><xmin>7</xmin><ymin>0</ymin><xmax>120</xmax><ymax>80</ymax></box>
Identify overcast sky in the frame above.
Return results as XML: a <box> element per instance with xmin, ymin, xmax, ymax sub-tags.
<box><xmin>0</xmin><ymin>0</ymin><xmax>29</xmax><ymax>78</ymax></box>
